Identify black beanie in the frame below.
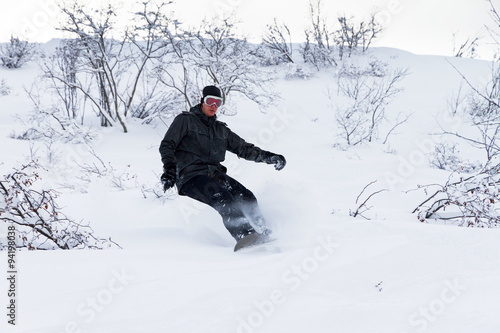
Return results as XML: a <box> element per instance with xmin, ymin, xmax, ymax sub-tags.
<box><xmin>201</xmin><ymin>85</ymin><xmax>221</xmax><ymax>104</ymax></box>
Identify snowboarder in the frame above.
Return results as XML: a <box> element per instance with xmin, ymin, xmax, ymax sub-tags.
<box><xmin>159</xmin><ymin>85</ymin><xmax>286</xmax><ymax>242</ymax></box>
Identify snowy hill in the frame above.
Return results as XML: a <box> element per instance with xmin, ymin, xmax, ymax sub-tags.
<box><xmin>1</xmin><ymin>45</ymin><xmax>499</xmax><ymax>333</ymax></box>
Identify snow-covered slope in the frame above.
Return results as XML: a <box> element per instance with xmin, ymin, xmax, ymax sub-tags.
<box><xmin>1</xmin><ymin>46</ymin><xmax>499</xmax><ymax>333</ymax></box>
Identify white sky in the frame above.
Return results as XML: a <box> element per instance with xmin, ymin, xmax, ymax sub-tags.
<box><xmin>0</xmin><ymin>0</ymin><xmax>497</xmax><ymax>58</ymax></box>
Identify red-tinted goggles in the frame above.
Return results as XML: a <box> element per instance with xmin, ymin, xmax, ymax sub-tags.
<box><xmin>204</xmin><ymin>95</ymin><xmax>223</xmax><ymax>107</ymax></box>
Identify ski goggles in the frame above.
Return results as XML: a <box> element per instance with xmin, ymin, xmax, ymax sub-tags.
<box><xmin>204</xmin><ymin>95</ymin><xmax>223</xmax><ymax>107</ymax></box>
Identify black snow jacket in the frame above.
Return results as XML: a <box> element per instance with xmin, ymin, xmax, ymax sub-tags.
<box><xmin>159</xmin><ymin>104</ymin><xmax>274</xmax><ymax>192</ymax></box>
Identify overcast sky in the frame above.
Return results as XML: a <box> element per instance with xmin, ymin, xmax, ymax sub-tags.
<box><xmin>0</xmin><ymin>0</ymin><xmax>496</xmax><ymax>59</ymax></box>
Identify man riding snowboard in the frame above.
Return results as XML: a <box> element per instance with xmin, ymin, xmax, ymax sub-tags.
<box><xmin>159</xmin><ymin>85</ymin><xmax>286</xmax><ymax>243</ymax></box>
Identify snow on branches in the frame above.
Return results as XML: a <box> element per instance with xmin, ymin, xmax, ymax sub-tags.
<box><xmin>413</xmin><ymin>164</ymin><xmax>500</xmax><ymax>228</ymax></box>
<box><xmin>0</xmin><ymin>162</ymin><xmax>119</xmax><ymax>250</ymax></box>
<box><xmin>0</xmin><ymin>36</ymin><xmax>36</xmax><ymax>69</ymax></box>
<box><xmin>332</xmin><ymin>58</ymin><xmax>410</xmax><ymax>146</ymax></box>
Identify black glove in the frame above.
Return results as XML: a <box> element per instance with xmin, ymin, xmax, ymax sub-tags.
<box><xmin>270</xmin><ymin>154</ymin><xmax>286</xmax><ymax>171</ymax></box>
<box><xmin>161</xmin><ymin>166</ymin><xmax>176</xmax><ymax>192</ymax></box>
<box><xmin>264</xmin><ymin>153</ymin><xmax>286</xmax><ymax>171</ymax></box>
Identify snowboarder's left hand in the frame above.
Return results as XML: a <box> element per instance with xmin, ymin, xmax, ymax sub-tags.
<box><xmin>270</xmin><ymin>154</ymin><xmax>286</xmax><ymax>171</ymax></box>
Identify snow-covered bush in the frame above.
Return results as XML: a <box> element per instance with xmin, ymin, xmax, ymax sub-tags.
<box><xmin>429</xmin><ymin>142</ymin><xmax>481</xmax><ymax>173</ymax></box>
<box><xmin>301</xmin><ymin>0</ymin><xmax>337</xmax><ymax>69</ymax></box>
<box><xmin>452</xmin><ymin>33</ymin><xmax>480</xmax><ymax>58</ymax></box>
<box><xmin>332</xmin><ymin>58</ymin><xmax>409</xmax><ymax>146</ymax></box>
<box><xmin>40</xmin><ymin>38</ymin><xmax>82</xmax><ymax>122</ymax></box>
<box><xmin>260</xmin><ymin>18</ymin><xmax>294</xmax><ymax>65</ymax></box>
<box><xmin>156</xmin><ymin>15</ymin><xmax>279</xmax><ymax>113</ymax></box>
<box><xmin>0</xmin><ymin>162</ymin><xmax>119</xmax><ymax>249</ymax></box>
<box><xmin>335</xmin><ymin>13</ymin><xmax>382</xmax><ymax>59</ymax></box>
<box><xmin>414</xmin><ymin>164</ymin><xmax>500</xmax><ymax>228</ymax></box>
<box><xmin>421</xmin><ymin>39</ymin><xmax>500</xmax><ymax>227</ymax></box>
<box><xmin>0</xmin><ymin>36</ymin><xmax>36</xmax><ymax>69</ymax></box>
<box><xmin>447</xmin><ymin>59</ymin><xmax>500</xmax><ymax>162</ymax></box>
<box><xmin>14</xmin><ymin>81</ymin><xmax>96</xmax><ymax>144</ymax></box>
<box><xmin>283</xmin><ymin>63</ymin><xmax>315</xmax><ymax>80</ymax></box>
<box><xmin>52</xmin><ymin>1</ymin><xmax>174</xmax><ymax>132</ymax></box>
<box><xmin>252</xmin><ymin>44</ymin><xmax>288</xmax><ymax>67</ymax></box>
<box><xmin>10</xmin><ymin>116</ymin><xmax>95</xmax><ymax>144</ymax></box>
<box><xmin>75</xmin><ymin>156</ymin><xmax>139</xmax><ymax>192</ymax></box>
<box><xmin>300</xmin><ymin>0</ymin><xmax>383</xmax><ymax>69</ymax></box>
<box><xmin>130</xmin><ymin>86</ymin><xmax>182</xmax><ymax>124</ymax></box>
<box><xmin>0</xmin><ymin>78</ymin><xmax>10</xmax><ymax>96</ymax></box>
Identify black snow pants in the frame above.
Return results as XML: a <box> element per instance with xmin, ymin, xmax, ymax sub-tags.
<box><xmin>179</xmin><ymin>172</ymin><xmax>267</xmax><ymax>241</ymax></box>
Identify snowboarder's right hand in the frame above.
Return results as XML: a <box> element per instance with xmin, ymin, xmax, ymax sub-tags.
<box><xmin>269</xmin><ymin>154</ymin><xmax>286</xmax><ymax>171</ymax></box>
<box><xmin>161</xmin><ymin>166</ymin><xmax>176</xmax><ymax>192</ymax></box>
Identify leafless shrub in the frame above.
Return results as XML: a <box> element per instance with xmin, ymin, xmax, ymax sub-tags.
<box><xmin>350</xmin><ymin>180</ymin><xmax>388</xmax><ymax>219</ymax></box>
<box><xmin>413</xmin><ymin>165</ymin><xmax>500</xmax><ymax>228</ymax></box>
<box><xmin>445</xmin><ymin>58</ymin><xmax>500</xmax><ymax>162</ymax></box>
<box><xmin>452</xmin><ymin>33</ymin><xmax>481</xmax><ymax>58</ymax></box>
<box><xmin>0</xmin><ymin>162</ymin><xmax>119</xmax><ymax>249</ymax></box>
<box><xmin>301</xmin><ymin>0</ymin><xmax>383</xmax><ymax>69</ymax></box>
<box><xmin>261</xmin><ymin>18</ymin><xmax>294</xmax><ymax>64</ymax></box>
<box><xmin>0</xmin><ymin>78</ymin><xmax>10</xmax><ymax>96</ymax></box>
<box><xmin>429</xmin><ymin>142</ymin><xmax>482</xmax><ymax>173</ymax></box>
<box><xmin>301</xmin><ymin>0</ymin><xmax>337</xmax><ymax>68</ymax></box>
<box><xmin>156</xmin><ymin>15</ymin><xmax>279</xmax><ymax>113</ymax></box>
<box><xmin>0</xmin><ymin>35</ymin><xmax>36</xmax><ymax>69</ymax></box>
<box><xmin>52</xmin><ymin>0</ymin><xmax>174</xmax><ymax>132</ymax></box>
<box><xmin>336</xmin><ymin>13</ymin><xmax>382</xmax><ymax>59</ymax></box>
<box><xmin>333</xmin><ymin>59</ymin><xmax>409</xmax><ymax>146</ymax></box>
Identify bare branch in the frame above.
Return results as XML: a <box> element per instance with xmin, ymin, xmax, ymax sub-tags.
<box><xmin>351</xmin><ymin>180</ymin><xmax>388</xmax><ymax>219</ymax></box>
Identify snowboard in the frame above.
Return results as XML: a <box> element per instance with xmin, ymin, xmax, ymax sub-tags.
<box><xmin>234</xmin><ymin>233</ymin><xmax>276</xmax><ymax>252</ymax></box>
